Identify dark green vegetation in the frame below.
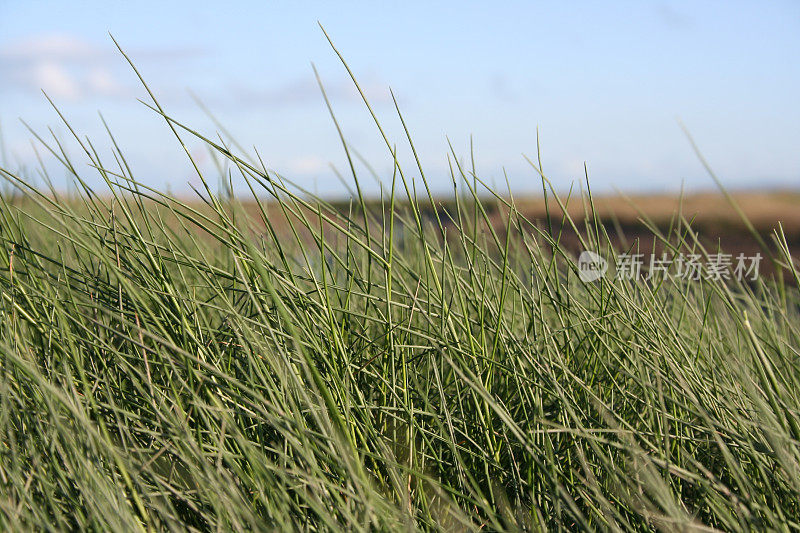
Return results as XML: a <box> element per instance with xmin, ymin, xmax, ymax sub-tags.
<box><xmin>2</xmin><ymin>50</ymin><xmax>800</xmax><ymax>532</ymax></box>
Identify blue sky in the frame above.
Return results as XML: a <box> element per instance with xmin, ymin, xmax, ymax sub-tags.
<box><xmin>1</xmin><ymin>1</ymin><xmax>798</xmax><ymax>196</ymax></box>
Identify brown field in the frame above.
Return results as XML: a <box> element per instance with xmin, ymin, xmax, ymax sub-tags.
<box><xmin>233</xmin><ymin>188</ymin><xmax>800</xmax><ymax>275</ymax></box>
<box><xmin>17</xmin><ymin>188</ymin><xmax>796</xmax><ymax>275</ymax></box>
<box><xmin>505</xmin><ymin>189</ymin><xmax>800</xmax><ymax>257</ymax></box>
<box><xmin>389</xmin><ymin>189</ymin><xmax>797</xmax><ymax>275</ymax></box>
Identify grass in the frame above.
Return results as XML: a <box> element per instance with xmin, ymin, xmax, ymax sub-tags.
<box><xmin>2</xmin><ymin>44</ymin><xmax>800</xmax><ymax>531</ymax></box>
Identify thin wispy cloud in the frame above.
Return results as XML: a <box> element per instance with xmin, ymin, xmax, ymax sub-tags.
<box><xmin>489</xmin><ymin>73</ymin><xmax>518</xmax><ymax>104</ymax></box>
<box><xmin>1</xmin><ymin>32</ymin><xmax>392</xmax><ymax>110</ymax></box>
<box><xmin>656</xmin><ymin>3</ymin><xmax>692</xmax><ymax>30</ymax></box>
<box><xmin>0</xmin><ymin>33</ymin><xmax>204</xmax><ymax>101</ymax></box>
<box><xmin>223</xmin><ymin>74</ymin><xmax>394</xmax><ymax>108</ymax></box>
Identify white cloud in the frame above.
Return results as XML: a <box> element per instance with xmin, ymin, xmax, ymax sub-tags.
<box><xmin>87</xmin><ymin>66</ymin><xmax>125</xmax><ymax>96</ymax></box>
<box><xmin>30</xmin><ymin>61</ymin><xmax>80</xmax><ymax>99</ymax></box>
<box><xmin>1</xmin><ymin>32</ymin><xmax>389</xmax><ymax>110</ymax></box>
<box><xmin>0</xmin><ymin>34</ymin><xmax>101</xmax><ymax>63</ymax></box>
<box><xmin>0</xmin><ymin>32</ymin><xmax>203</xmax><ymax>101</ymax></box>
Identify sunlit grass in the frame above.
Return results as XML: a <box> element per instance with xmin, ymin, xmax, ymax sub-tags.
<box><xmin>1</xmin><ymin>40</ymin><xmax>800</xmax><ymax>531</ymax></box>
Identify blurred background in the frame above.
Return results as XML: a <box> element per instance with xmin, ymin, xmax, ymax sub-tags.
<box><xmin>0</xmin><ymin>1</ymin><xmax>798</xmax><ymax>197</ymax></box>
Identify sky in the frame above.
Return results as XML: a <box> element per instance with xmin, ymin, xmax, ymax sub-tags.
<box><xmin>1</xmin><ymin>1</ymin><xmax>799</xmax><ymax>197</ymax></box>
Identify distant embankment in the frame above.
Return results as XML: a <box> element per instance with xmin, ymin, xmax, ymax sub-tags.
<box><xmin>508</xmin><ymin>190</ymin><xmax>800</xmax><ymax>264</ymax></box>
<box><xmin>329</xmin><ymin>189</ymin><xmax>800</xmax><ymax>276</ymax></box>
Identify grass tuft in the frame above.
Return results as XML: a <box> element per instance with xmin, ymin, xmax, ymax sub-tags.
<box><xmin>1</xmin><ymin>44</ymin><xmax>800</xmax><ymax>531</ymax></box>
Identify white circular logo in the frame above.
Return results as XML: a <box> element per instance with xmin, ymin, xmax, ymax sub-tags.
<box><xmin>577</xmin><ymin>251</ymin><xmax>608</xmax><ymax>282</ymax></box>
